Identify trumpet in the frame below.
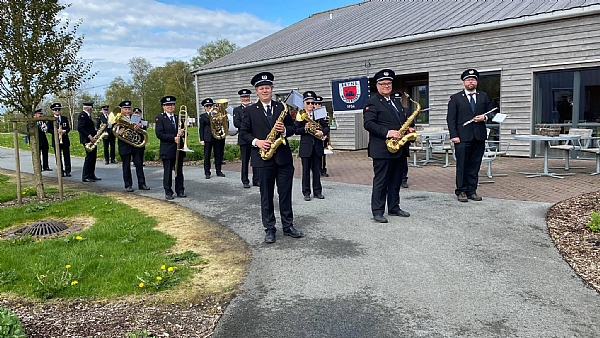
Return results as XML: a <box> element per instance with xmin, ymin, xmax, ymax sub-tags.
<box><xmin>58</xmin><ymin>123</ymin><xmax>63</xmax><ymax>145</ymax></box>
<box><xmin>174</xmin><ymin>105</ymin><xmax>194</xmax><ymax>177</ymax></box>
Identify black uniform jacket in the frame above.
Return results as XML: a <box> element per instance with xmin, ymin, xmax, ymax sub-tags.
<box><xmin>446</xmin><ymin>90</ymin><xmax>493</xmax><ymax>142</ymax></box>
<box><xmin>239</xmin><ymin>100</ymin><xmax>295</xmax><ymax>168</ymax></box>
<box><xmin>198</xmin><ymin>113</ymin><xmax>214</xmax><ymax>143</ymax></box>
<box><xmin>78</xmin><ymin>111</ymin><xmax>96</xmax><ymax>145</ymax></box>
<box><xmin>36</xmin><ymin>121</ymin><xmax>49</xmax><ymax>148</ymax></box>
<box><xmin>295</xmin><ymin>115</ymin><xmax>330</xmax><ymax>158</ymax></box>
<box><xmin>155</xmin><ymin>113</ymin><xmax>186</xmax><ymax>160</ymax></box>
<box><xmin>47</xmin><ymin>115</ymin><xmax>71</xmax><ymax>147</ymax></box>
<box><xmin>97</xmin><ymin>113</ymin><xmax>114</xmax><ymax>136</ymax></box>
<box><xmin>233</xmin><ymin>104</ymin><xmax>249</xmax><ymax>145</ymax></box>
<box><xmin>363</xmin><ymin>92</ymin><xmax>411</xmax><ymax>159</ymax></box>
<box><xmin>117</xmin><ymin>115</ymin><xmax>146</xmax><ymax>155</ymax></box>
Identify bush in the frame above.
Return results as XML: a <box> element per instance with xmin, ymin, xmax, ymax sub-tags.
<box><xmin>587</xmin><ymin>211</ymin><xmax>600</xmax><ymax>232</ymax></box>
<box><xmin>0</xmin><ymin>307</ymin><xmax>27</xmax><ymax>338</ymax></box>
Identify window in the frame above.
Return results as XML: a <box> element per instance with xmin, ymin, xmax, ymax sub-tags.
<box><xmin>479</xmin><ymin>71</ymin><xmax>501</xmax><ymax>141</ymax></box>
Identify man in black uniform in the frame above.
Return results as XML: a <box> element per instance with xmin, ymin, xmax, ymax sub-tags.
<box><xmin>296</xmin><ymin>91</ymin><xmax>329</xmax><ymax>201</ymax></box>
<box><xmin>239</xmin><ymin>71</ymin><xmax>303</xmax><ymax>244</ymax></box>
<box><xmin>447</xmin><ymin>68</ymin><xmax>493</xmax><ymax>202</ymax></box>
<box><xmin>47</xmin><ymin>103</ymin><xmax>71</xmax><ymax>177</ymax></box>
<box><xmin>155</xmin><ymin>96</ymin><xmax>185</xmax><ymax>200</ymax></box>
<box><xmin>198</xmin><ymin>98</ymin><xmax>226</xmax><ymax>179</ymax></box>
<box><xmin>116</xmin><ymin>101</ymin><xmax>149</xmax><ymax>192</ymax></box>
<box><xmin>132</xmin><ymin>107</ymin><xmax>147</xmax><ymax>166</ymax></box>
<box><xmin>78</xmin><ymin>102</ymin><xmax>101</xmax><ymax>182</ymax></box>
<box><xmin>33</xmin><ymin>109</ymin><xmax>52</xmax><ymax>171</ymax></box>
<box><xmin>314</xmin><ymin>96</ymin><xmax>330</xmax><ymax>178</ymax></box>
<box><xmin>98</xmin><ymin>105</ymin><xmax>116</xmax><ymax>164</ymax></box>
<box><xmin>363</xmin><ymin>69</ymin><xmax>411</xmax><ymax>223</ymax></box>
<box><xmin>233</xmin><ymin>88</ymin><xmax>258</xmax><ymax>188</ymax></box>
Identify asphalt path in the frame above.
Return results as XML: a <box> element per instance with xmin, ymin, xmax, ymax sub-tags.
<box><xmin>2</xmin><ymin>147</ymin><xmax>600</xmax><ymax>337</ymax></box>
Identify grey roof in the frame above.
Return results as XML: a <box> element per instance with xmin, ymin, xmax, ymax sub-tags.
<box><xmin>196</xmin><ymin>0</ymin><xmax>600</xmax><ymax>72</ymax></box>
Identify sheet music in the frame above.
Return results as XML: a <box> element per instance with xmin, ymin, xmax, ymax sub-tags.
<box><xmin>130</xmin><ymin>115</ymin><xmax>142</xmax><ymax>124</ymax></box>
<box><xmin>313</xmin><ymin>107</ymin><xmax>327</xmax><ymax>120</ymax></box>
<box><xmin>492</xmin><ymin>113</ymin><xmax>507</xmax><ymax>123</ymax></box>
<box><xmin>286</xmin><ymin>90</ymin><xmax>304</xmax><ymax>109</ymax></box>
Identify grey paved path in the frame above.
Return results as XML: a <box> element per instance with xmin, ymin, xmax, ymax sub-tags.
<box><xmin>1</xmin><ymin>147</ymin><xmax>599</xmax><ymax>337</ymax></box>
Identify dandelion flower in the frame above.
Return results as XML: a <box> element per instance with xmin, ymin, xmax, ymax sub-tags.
<box><xmin>39</xmin><ymin>275</ymin><xmax>46</xmax><ymax>279</ymax></box>
<box><xmin>139</xmin><ymin>282</ymin><xmax>145</xmax><ymax>288</ymax></box>
<box><xmin>71</xmin><ymin>280</ymin><xmax>78</xmax><ymax>286</ymax></box>
<box><xmin>66</xmin><ymin>264</ymin><xmax>71</xmax><ymax>269</ymax></box>
<box><xmin>156</xmin><ymin>276</ymin><xmax>162</xmax><ymax>281</ymax></box>
<box><xmin>160</xmin><ymin>265</ymin><xmax>166</xmax><ymax>270</ymax></box>
<box><xmin>75</xmin><ymin>236</ymin><xmax>83</xmax><ymax>240</ymax></box>
<box><xmin>167</xmin><ymin>267</ymin><xmax>174</xmax><ymax>272</ymax></box>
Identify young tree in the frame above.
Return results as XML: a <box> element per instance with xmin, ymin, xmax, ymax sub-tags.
<box><xmin>128</xmin><ymin>57</ymin><xmax>153</xmax><ymax>115</ymax></box>
<box><xmin>104</xmin><ymin>77</ymin><xmax>135</xmax><ymax>111</ymax></box>
<box><xmin>0</xmin><ymin>0</ymin><xmax>95</xmax><ymax>199</ymax></box>
<box><xmin>190</xmin><ymin>39</ymin><xmax>239</xmax><ymax>69</ymax></box>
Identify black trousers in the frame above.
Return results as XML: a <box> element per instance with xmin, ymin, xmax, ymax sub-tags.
<box><xmin>203</xmin><ymin>140</ymin><xmax>225</xmax><ymax>175</ymax></box>
<box><xmin>40</xmin><ymin>144</ymin><xmax>49</xmax><ymax>169</ymax></box>
<box><xmin>454</xmin><ymin>139</ymin><xmax>485</xmax><ymax>196</ymax></box>
<box><xmin>103</xmin><ymin>135</ymin><xmax>116</xmax><ymax>162</ymax></box>
<box><xmin>258</xmin><ymin>163</ymin><xmax>294</xmax><ymax>232</ymax></box>
<box><xmin>162</xmin><ymin>156</ymin><xmax>184</xmax><ymax>195</ymax></box>
<box><xmin>240</xmin><ymin>144</ymin><xmax>259</xmax><ymax>185</ymax></box>
<box><xmin>121</xmin><ymin>149</ymin><xmax>146</xmax><ymax>188</ymax></box>
<box><xmin>371</xmin><ymin>157</ymin><xmax>407</xmax><ymax>216</ymax></box>
<box><xmin>301</xmin><ymin>152</ymin><xmax>322</xmax><ymax>196</ymax></box>
<box><xmin>53</xmin><ymin>145</ymin><xmax>71</xmax><ymax>174</ymax></box>
<box><xmin>321</xmin><ymin>139</ymin><xmax>328</xmax><ymax>173</ymax></box>
<box><xmin>82</xmin><ymin>146</ymin><xmax>97</xmax><ymax>180</ymax></box>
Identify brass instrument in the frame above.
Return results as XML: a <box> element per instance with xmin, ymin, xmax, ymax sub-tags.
<box><xmin>40</xmin><ymin>121</ymin><xmax>48</xmax><ymax>133</ymax></box>
<box><xmin>210</xmin><ymin>99</ymin><xmax>229</xmax><ymax>140</ymax></box>
<box><xmin>112</xmin><ymin>108</ymin><xmax>148</xmax><ymax>148</ymax></box>
<box><xmin>295</xmin><ymin>109</ymin><xmax>323</xmax><ymax>139</ymax></box>
<box><xmin>57</xmin><ymin>121</ymin><xmax>63</xmax><ymax>145</ymax></box>
<box><xmin>260</xmin><ymin>101</ymin><xmax>289</xmax><ymax>161</ymax></box>
<box><xmin>386</xmin><ymin>93</ymin><xmax>421</xmax><ymax>153</ymax></box>
<box><xmin>84</xmin><ymin>123</ymin><xmax>109</xmax><ymax>152</ymax></box>
<box><xmin>175</xmin><ymin>105</ymin><xmax>194</xmax><ymax>177</ymax></box>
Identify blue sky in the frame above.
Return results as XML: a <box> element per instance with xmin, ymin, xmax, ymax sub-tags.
<box><xmin>62</xmin><ymin>0</ymin><xmax>359</xmax><ymax>95</ymax></box>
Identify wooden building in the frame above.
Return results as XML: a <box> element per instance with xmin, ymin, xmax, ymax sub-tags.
<box><xmin>192</xmin><ymin>0</ymin><xmax>600</xmax><ymax>156</ymax></box>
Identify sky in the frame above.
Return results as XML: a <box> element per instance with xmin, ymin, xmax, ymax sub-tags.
<box><xmin>62</xmin><ymin>0</ymin><xmax>359</xmax><ymax>96</ymax></box>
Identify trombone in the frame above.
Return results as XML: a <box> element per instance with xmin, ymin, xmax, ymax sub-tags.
<box><xmin>174</xmin><ymin>105</ymin><xmax>194</xmax><ymax>177</ymax></box>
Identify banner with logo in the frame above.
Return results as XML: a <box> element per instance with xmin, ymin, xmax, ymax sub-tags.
<box><xmin>331</xmin><ymin>77</ymin><xmax>369</xmax><ymax>111</ymax></box>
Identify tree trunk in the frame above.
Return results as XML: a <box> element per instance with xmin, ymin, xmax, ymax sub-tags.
<box><xmin>28</xmin><ymin>121</ymin><xmax>46</xmax><ymax>200</ymax></box>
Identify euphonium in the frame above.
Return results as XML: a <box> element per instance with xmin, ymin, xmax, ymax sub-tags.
<box><xmin>210</xmin><ymin>99</ymin><xmax>229</xmax><ymax>140</ymax></box>
<box><xmin>295</xmin><ymin>109</ymin><xmax>323</xmax><ymax>139</ymax></box>
<box><xmin>260</xmin><ymin>101</ymin><xmax>289</xmax><ymax>161</ymax></box>
<box><xmin>112</xmin><ymin>107</ymin><xmax>148</xmax><ymax>148</ymax></box>
<box><xmin>385</xmin><ymin>93</ymin><xmax>421</xmax><ymax>153</ymax></box>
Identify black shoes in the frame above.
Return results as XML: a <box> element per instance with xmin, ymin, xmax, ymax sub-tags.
<box><xmin>468</xmin><ymin>194</ymin><xmax>482</xmax><ymax>201</ymax></box>
<box><xmin>82</xmin><ymin>178</ymin><xmax>95</xmax><ymax>182</ymax></box>
<box><xmin>283</xmin><ymin>226</ymin><xmax>304</xmax><ymax>238</ymax></box>
<box><xmin>177</xmin><ymin>192</ymin><xmax>187</xmax><ymax>198</ymax></box>
<box><xmin>216</xmin><ymin>172</ymin><xmax>225</xmax><ymax>177</ymax></box>
<box><xmin>105</xmin><ymin>161</ymin><xmax>109</xmax><ymax>165</ymax></box>
<box><xmin>401</xmin><ymin>182</ymin><xmax>409</xmax><ymax>189</ymax></box>
<box><xmin>165</xmin><ymin>194</ymin><xmax>174</xmax><ymax>200</ymax></box>
<box><xmin>314</xmin><ymin>194</ymin><xmax>325</xmax><ymax>199</ymax></box>
<box><xmin>321</xmin><ymin>172</ymin><xmax>329</xmax><ymax>177</ymax></box>
<box><xmin>139</xmin><ymin>184</ymin><xmax>150</xmax><ymax>190</ymax></box>
<box><xmin>111</xmin><ymin>159</ymin><xmax>117</xmax><ymax>164</ymax></box>
<box><xmin>92</xmin><ymin>176</ymin><xmax>101</xmax><ymax>181</ymax></box>
<box><xmin>389</xmin><ymin>209</ymin><xmax>410</xmax><ymax>217</ymax></box>
<box><xmin>374</xmin><ymin>215</ymin><xmax>388</xmax><ymax>223</ymax></box>
<box><xmin>243</xmin><ymin>183</ymin><xmax>251</xmax><ymax>188</ymax></box>
<box><xmin>205</xmin><ymin>174</ymin><xmax>211</xmax><ymax>179</ymax></box>
<box><xmin>125</xmin><ymin>186</ymin><xmax>134</xmax><ymax>192</ymax></box>
<box><xmin>304</xmin><ymin>195</ymin><xmax>311</xmax><ymax>201</ymax></box>
<box><xmin>42</xmin><ymin>168</ymin><xmax>52</xmax><ymax>171</ymax></box>
<box><xmin>253</xmin><ymin>183</ymin><xmax>260</xmax><ymax>187</ymax></box>
<box><xmin>264</xmin><ymin>231</ymin><xmax>276</xmax><ymax>244</ymax></box>
<box><xmin>457</xmin><ymin>192</ymin><xmax>468</xmax><ymax>202</ymax></box>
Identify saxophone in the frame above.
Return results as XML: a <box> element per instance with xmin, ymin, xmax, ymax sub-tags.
<box><xmin>386</xmin><ymin>93</ymin><xmax>421</xmax><ymax>153</ymax></box>
<box><xmin>295</xmin><ymin>109</ymin><xmax>323</xmax><ymax>139</ymax></box>
<box><xmin>84</xmin><ymin>123</ymin><xmax>109</xmax><ymax>152</ymax></box>
<box><xmin>260</xmin><ymin>101</ymin><xmax>289</xmax><ymax>160</ymax></box>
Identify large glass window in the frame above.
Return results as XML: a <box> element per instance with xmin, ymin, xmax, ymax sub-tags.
<box><xmin>479</xmin><ymin>71</ymin><xmax>501</xmax><ymax>141</ymax></box>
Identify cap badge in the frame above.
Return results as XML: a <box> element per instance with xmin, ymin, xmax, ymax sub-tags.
<box><xmin>469</xmin><ymin>70</ymin><xmax>474</xmax><ymax>74</ymax></box>
<box><xmin>262</xmin><ymin>75</ymin><xmax>267</xmax><ymax>80</ymax></box>
<box><xmin>383</xmin><ymin>72</ymin><xmax>389</xmax><ymax>76</ymax></box>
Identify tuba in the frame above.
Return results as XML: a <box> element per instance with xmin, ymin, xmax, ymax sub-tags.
<box><xmin>210</xmin><ymin>99</ymin><xmax>229</xmax><ymax>140</ymax></box>
<box><xmin>260</xmin><ymin>100</ymin><xmax>289</xmax><ymax>161</ymax></box>
<box><xmin>112</xmin><ymin>107</ymin><xmax>148</xmax><ymax>148</ymax></box>
<box><xmin>295</xmin><ymin>109</ymin><xmax>323</xmax><ymax>139</ymax></box>
<box><xmin>385</xmin><ymin>93</ymin><xmax>421</xmax><ymax>153</ymax></box>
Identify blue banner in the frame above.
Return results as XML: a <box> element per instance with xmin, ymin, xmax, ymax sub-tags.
<box><xmin>331</xmin><ymin>77</ymin><xmax>369</xmax><ymax>111</ymax></box>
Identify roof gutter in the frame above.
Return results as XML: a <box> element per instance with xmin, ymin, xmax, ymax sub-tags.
<box><xmin>192</xmin><ymin>4</ymin><xmax>600</xmax><ymax>75</ymax></box>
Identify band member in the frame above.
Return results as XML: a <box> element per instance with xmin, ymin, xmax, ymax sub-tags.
<box><xmin>33</xmin><ymin>109</ymin><xmax>52</xmax><ymax>171</ymax></box>
<box><xmin>239</xmin><ymin>71</ymin><xmax>303</xmax><ymax>244</ymax></box>
<box><xmin>132</xmin><ymin>107</ymin><xmax>147</xmax><ymax>167</ymax></box>
<box><xmin>363</xmin><ymin>69</ymin><xmax>411</xmax><ymax>223</ymax></box>
<box><xmin>296</xmin><ymin>91</ymin><xmax>329</xmax><ymax>201</ymax></box>
<box><xmin>78</xmin><ymin>101</ymin><xmax>101</xmax><ymax>182</ymax></box>
<box><xmin>155</xmin><ymin>96</ymin><xmax>186</xmax><ymax>200</ymax></box>
<box><xmin>394</xmin><ymin>92</ymin><xmax>409</xmax><ymax>189</ymax></box>
<box><xmin>98</xmin><ymin>105</ymin><xmax>116</xmax><ymax>164</ymax></box>
<box><xmin>47</xmin><ymin>103</ymin><xmax>71</xmax><ymax>177</ymax></box>
<box><xmin>314</xmin><ymin>96</ymin><xmax>330</xmax><ymax>177</ymax></box>
<box><xmin>447</xmin><ymin>68</ymin><xmax>493</xmax><ymax>202</ymax></box>
<box><xmin>199</xmin><ymin>98</ymin><xmax>226</xmax><ymax>179</ymax></box>
<box><xmin>116</xmin><ymin>101</ymin><xmax>149</xmax><ymax>192</ymax></box>
<box><xmin>233</xmin><ymin>88</ymin><xmax>258</xmax><ymax>188</ymax></box>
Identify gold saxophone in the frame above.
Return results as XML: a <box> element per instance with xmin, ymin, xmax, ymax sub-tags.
<box><xmin>260</xmin><ymin>101</ymin><xmax>289</xmax><ymax>160</ymax></box>
<box><xmin>210</xmin><ymin>99</ymin><xmax>229</xmax><ymax>140</ymax></box>
<box><xmin>295</xmin><ymin>109</ymin><xmax>323</xmax><ymax>139</ymax></box>
<box><xmin>386</xmin><ymin>93</ymin><xmax>421</xmax><ymax>153</ymax></box>
<box><xmin>84</xmin><ymin>123</ymin><xmax>109</xmax><ymax>152</ymax></box>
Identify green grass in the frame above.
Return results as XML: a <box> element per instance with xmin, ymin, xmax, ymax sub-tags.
<box><xmin>0</xmin><ymin>174</ymin><xmax>59</xmax><ymax>203</ymax></box>
<box><xmin>0</xmin><ymin>193</ymin><xmax>193</xmax><ymax>299</ymax></box>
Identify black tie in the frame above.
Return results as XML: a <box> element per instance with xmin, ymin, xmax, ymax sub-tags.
<box><xmin>266</xmin><ymin>105</ymin><xmax>272</xmax><ymax>123</ymax></box>
<box><xmin>169</xmin><ymin>115</ymin><xmax>176</xmax><ymax>128</ymax></box>
<box><xmin>469</xmin><ymin>94</ymin><xmax>476</xmax><ymax>112</ymax></box>
<box><xmin>388</xmin><ymin>100</ymin><xmax>400</xmax><ymax>119</ymax></box>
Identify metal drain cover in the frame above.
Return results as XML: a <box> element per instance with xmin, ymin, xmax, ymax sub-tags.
<box><xmin>22</xmin><ymin>220</ymin><xmax>68</xmax><ymax>237</ymax></box>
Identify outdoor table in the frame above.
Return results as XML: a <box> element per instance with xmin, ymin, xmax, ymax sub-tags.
<box><xmin>416</xmin><ymin>131</ymin><xmax>448</xmax><ymax>165</ymax></box>
<box><xmin>514</xmin><ymin>134</ymin><xmax>582</xmax><ymax>178</ymax></box>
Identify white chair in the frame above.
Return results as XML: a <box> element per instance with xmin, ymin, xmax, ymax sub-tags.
<box><xmin>431</xmin><ymin>133</ymin><xmax>454</xmax><ymax>168</ymax></box>
<box><xmin>549</xmin><ymin>128</ymin><xmax>593</xmax><ymax>170</ymax></box>
<box><xmin>481</xmin><ymin>140</ymin><xmax>510</xmax><ymax>179</ymax></box>
<box><xmin>580</xmin><ymin>138</ymin><xmax>600</xmax><ymax>175</ymax></box>
<box><xmin>409</xmin><ymin>134</ymin><xmax>427</xmax><ymax>167</ymax></box>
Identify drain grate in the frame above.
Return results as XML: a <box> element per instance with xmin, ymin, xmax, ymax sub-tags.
<box><xmin>21</xmin><ymin>220</ymin><xmax>68</xmax><ymax>237</ymax></box>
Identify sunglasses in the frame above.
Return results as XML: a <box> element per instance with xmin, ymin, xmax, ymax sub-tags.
<box><xmin>306</xmin><ymin>102</ymin><xmax>316</xmax><ymax>105</ymax></box>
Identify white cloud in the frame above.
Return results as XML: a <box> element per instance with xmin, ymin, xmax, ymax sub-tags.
<box><xmin>60</xmin><ymin>0</ymin><xmax>281</xmax><ymax>94</ymax></box>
